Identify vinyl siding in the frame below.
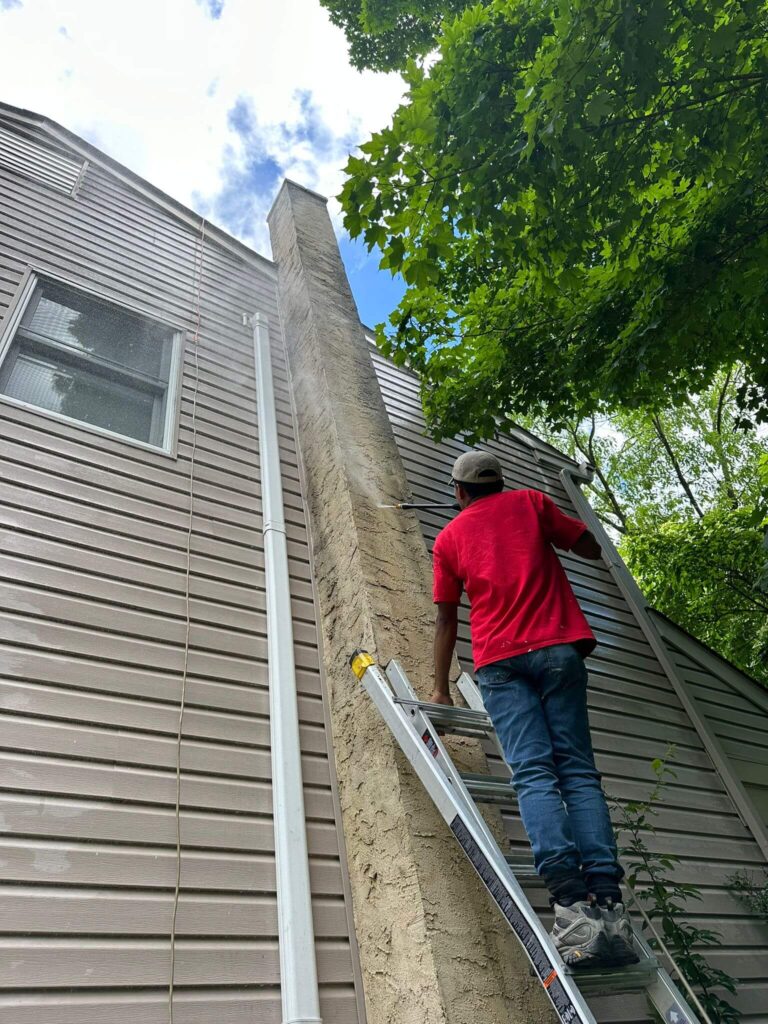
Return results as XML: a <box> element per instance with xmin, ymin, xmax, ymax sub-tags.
<box><xmin>651</xmin><ymin>614</ymin><xmax>768</xmax><ymax>833</ymax></box>
<box><xmin>0</xmin><ymin>113</ymin><xmax>363</xmax><ymax>1023</ymax></box>
<box><xmin>372</xmin><ymin>350</ymin><xmax>768</xmax><ymax>1024</ymax></box>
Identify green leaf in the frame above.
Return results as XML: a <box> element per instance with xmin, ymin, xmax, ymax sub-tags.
<box><xmin>584</xmin><ymin>92</ymin><xmax>615</xmax><ymax>125</ymax></box>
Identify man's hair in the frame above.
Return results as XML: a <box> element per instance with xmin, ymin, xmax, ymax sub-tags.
<box><xmin>457</xmin><ymin>479</ymin><xmax>504</xmax><ymax>499</ymax></box>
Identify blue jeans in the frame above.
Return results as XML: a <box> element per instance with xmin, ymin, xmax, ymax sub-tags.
<box><xmin>477</xmin><ymin>643</ymin><xmax>623</xmax><ymax>898</ymax></box>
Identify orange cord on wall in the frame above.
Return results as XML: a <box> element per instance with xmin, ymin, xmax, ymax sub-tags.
<box><xmin>168</xmin><ymin>216</ymin><xmax>206</xmax><ymax>1024</ymax></box>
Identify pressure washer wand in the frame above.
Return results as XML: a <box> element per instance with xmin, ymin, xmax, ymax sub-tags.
<box><xmin>378</xmin><ymin>501</ymin><xmax>460</xmax><ymax>511</ymax></box>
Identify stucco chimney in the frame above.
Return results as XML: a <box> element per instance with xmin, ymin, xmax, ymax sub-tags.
<box><xmin>268</xmin><ymin>180</ymin><xmax>554</xmax><ymax>1024</ymax></box>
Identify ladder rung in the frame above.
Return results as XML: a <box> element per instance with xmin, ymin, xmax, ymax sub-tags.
<box><xmin>394</xmin><ymin>699</ymin><xmax>494</xmax><ymax>736</ymax></box>
<box><xmin>460</xmin><ymin>771</ymin><xmax>517</xmax><ymax>804</ymax></box>
<box><xmin>571</xmin><ymin>957</ymin><xmax>659</xmax><ymax>995</ymax></box>
<box><xmin>504</xmin><ymin>856</ymin><xmax>539</xmax><ymax>880</ymax></box>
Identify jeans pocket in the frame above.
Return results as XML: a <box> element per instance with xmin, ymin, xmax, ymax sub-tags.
<box><xmin>476</xmin><ymin>658</ymin><xmax>517</xmax><ymax>689</ymax></box>
<box><xmin>476</xmin><ymin>667</ymin><xmax>498</xmax><ymax>690</ymax></box>
<box><xmin>546</xmin><ymin>643</ymin><xmax>587</xmax><ymax>682</ymax></box>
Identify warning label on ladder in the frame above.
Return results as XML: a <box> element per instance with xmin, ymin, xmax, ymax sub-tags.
<box><xmin>451</xmin><ymin>815</ymin><xmax>578</xmax><ymax>1024</ymax></box>
<box><xmin>422</xmin><ymin>730</ymin><xmax>439</xmax><ymax>757</ymax></box>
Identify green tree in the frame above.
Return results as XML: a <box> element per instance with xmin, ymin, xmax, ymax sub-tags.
<box><xmin>524</xmin><ymin>368</ymin><xmax>768</xmax><ymax>684</ymax></box>
<box><xmin>337</xmin><ymin>0</ymin><xmax>768</xmax><ymax>438</ymax></box>
<box><xmin>623</xmin><ymin>507</ymin><xmax>768</xmax><ymax>684</ymax></box>
<box><xmin>321</xmin><ymin>0</ymin><xmax>471</xmax><ymax>72</ymax></box>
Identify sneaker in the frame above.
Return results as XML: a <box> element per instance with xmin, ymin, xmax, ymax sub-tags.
<box><xmin>600</xmin><ymin>899</ymin><xmax>639</xmax><ymax>966</ymax></box>
<box><xmin>551</xmin><ymin>898</ymin><xmax>609</xmax><ymax>970</ymax></box>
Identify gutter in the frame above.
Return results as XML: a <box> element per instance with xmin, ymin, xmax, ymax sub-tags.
<box><xmin>559</xmin><ymin>462</ymin><xmax>768</xmax><ymax>862</ymax></box>
<box><xmin>251</xmin><ymin>311</ymin><xmax>323</xmax><ymax>1024</ymax></box>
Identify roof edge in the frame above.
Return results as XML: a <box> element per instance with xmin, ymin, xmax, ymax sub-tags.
<box><xmin>648</xmin><ymin>607</ymin><xmax>768</xmax><ymax>708</ymax></box>
<box><xmin>0</xmin><ymin>100</ymin><xmax>276</xmax><ymax>278</ymax></box>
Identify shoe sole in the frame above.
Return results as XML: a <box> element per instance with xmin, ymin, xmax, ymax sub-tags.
<box><xmin>562</xmin><ymin>950</ymin><xmax>608</xmax><ymax>970</ymax></box>
<box><xmin>559</xmin><ymin>934</ymin><xmax>612</xmax><ymax>971</ymax></box>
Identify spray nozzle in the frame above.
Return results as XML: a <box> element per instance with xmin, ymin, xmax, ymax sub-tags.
<box><xmin>378</xmin><ymin>501</ymin><xmax>460</xmax><ymax>511</ymax></box>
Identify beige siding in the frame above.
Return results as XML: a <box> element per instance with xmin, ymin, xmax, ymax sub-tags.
<box><xmin>372</xmin><ymin>351</ymin><xmax>768</xmax><ymax>1024</ymax></box>
<box><xmin>0</xmin><ymin>114</ymin><xmax>362</xmax><ymax>1023</ymax></box>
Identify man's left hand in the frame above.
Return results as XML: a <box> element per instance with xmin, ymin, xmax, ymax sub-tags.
<box><xmin>428</xmin><ymin>689</ymin><xmax>454</xmax><ymax>707</ymax></box>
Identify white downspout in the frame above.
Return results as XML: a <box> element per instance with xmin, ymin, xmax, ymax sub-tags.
<box><xmin>251</xmin><ymin>311</ymin><xmax>323</xmax><ymax>1024</ymax></box>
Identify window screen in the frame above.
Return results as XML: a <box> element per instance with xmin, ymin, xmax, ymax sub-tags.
<box><xmin>0</xmin><ymin>279</ymin><xmax>178</xmax><ymax>449</ymax></box>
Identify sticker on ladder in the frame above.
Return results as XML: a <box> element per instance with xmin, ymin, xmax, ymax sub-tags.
<box><xmin>422</xmin><ymin>730</ymin><xmax>439</xmax><ymax>757</ymax></box>
<box><xmin>667</xmin><ymin>1007</ymin><xmax>691</xmax><ymax>1024</ymax></box>
<box><xmin>450</xmin><ymin>815</ymin><xmax>579</xmax><ymax>1024</ymax></box>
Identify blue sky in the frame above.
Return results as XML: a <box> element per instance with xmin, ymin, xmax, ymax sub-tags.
<box><xmin>0</xmin><ymin>0</ymin><xmax>406</xmax><ymax>328</ymax></box>
<box><xmin>339</xmin><ymin>237</ymin><xmax>406</xmax><ymax>330</ymax></box>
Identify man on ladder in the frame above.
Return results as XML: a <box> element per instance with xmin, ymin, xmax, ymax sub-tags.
<box><xmin>429</xmin><ymin>450</ymin><xmax>638</xmax><ymax>970</ymax></box>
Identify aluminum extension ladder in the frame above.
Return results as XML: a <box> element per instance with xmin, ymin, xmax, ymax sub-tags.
<box><xmin>349</xmin><ymin>650</ymin><xmax>701</xmax><ymax>1024</ymax></box>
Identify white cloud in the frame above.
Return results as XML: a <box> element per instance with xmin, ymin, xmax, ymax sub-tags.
<box><xmin>0</xmin><ymin>0</ymin><xmax>404</xmax><ymax>254</ymax></box>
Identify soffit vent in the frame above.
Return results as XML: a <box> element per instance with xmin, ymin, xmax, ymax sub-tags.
<box><xmin>0</xmin><ymin>123</ymin><xmax>84</xmax><ymax>195</ymax></box>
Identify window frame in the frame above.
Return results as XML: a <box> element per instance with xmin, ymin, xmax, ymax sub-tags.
<box><xmin>0</xmin><ymin>269</ymin><xmax>185</xmax><ymax>457</ymax></box>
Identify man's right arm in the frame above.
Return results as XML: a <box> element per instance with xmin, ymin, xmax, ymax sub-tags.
<box><xmin>571</xmin><ymin>529</ymin><xmax>602</xmax><ymax>560</ymax></box>
<box><xmin>537</xmin><ymin>492</ymin><xmax>602</xmax><ymax>560</ymax></box>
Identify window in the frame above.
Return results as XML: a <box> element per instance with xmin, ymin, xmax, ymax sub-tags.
<box><xmin>0</xmin><ymin>277</ymin><xmax>181</xmax><ymax>451</ymax></box>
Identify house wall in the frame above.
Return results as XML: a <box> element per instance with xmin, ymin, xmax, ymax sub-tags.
<box><xmin>372</xmin><ymin>350</ymin><xmax>768</xmax><ymax>1024</ymax></box>
<box><xmin>0</xmin><ymin>112</ymin><xmax>363</xmax><ymax>1023</ymax></box>
<box><xmin>651</xmin><ymin>614</ymin><xmax>768</xmax><ymax>833</ymax></box>
<box><xmin>678</xmin><ymin>652</ymin><xmax>768</xmax><ymax>827</ymax></box>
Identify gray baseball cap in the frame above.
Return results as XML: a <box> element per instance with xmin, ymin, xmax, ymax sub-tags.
<box><xmin>451</xmin><ymin>450</ymin><xmax>504</xmax><ymax>485</ymax></box>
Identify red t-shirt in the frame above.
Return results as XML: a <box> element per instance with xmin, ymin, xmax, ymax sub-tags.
<box><xmin>432</xmin><ymin>489</ymin><xmax>596</xmax><ymax>669</ymax></box>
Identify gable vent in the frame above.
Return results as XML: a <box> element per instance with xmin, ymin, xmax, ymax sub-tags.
<box><xmin>0</xmin><ymin>123</ymin><xmax>84</xmax><ymax>195</ymax></box>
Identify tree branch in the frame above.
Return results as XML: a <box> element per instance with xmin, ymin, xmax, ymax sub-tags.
<box><xmin>715</xmin><ymin>366</ymin><xmax>731</xmax><ymax>435</ymax></box>
<box><xmin>594</xmin><ymin>511</ymin><xmax>628</xmax><ymax>535</ymax></box>
<box><xmin>719</xmin><ymin>576</ymin><xmax>768</xmax><ymax>613</ymax></box>
<box><xmin>474</xmin><ymin>56</ymin><xmax>532</xmax><ymax>77</ymax></box>
<box><xmin>587</xmin><ymin>81</ymin><xmax>763</xmax><ymax>134</ymax></box>
<box><xmin>651</xmin><ymin>413</ymin><xmax>704</xmax><ymax>518</ymax></box>
<box><xmin>571</xmin><ymin>416</ymin><xmax>630</xmax><ymax>533</ymax></box>
<box><xmin>711</xmin><ymin>366</ymin><xmax>739</xmax><ymax>507</ymax></box>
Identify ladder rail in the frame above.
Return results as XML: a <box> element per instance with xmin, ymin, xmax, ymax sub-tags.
<box><xmin>456</xmin><ymin>670</ymin><xmax>487</xmax><ymax>713</ymax></box>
